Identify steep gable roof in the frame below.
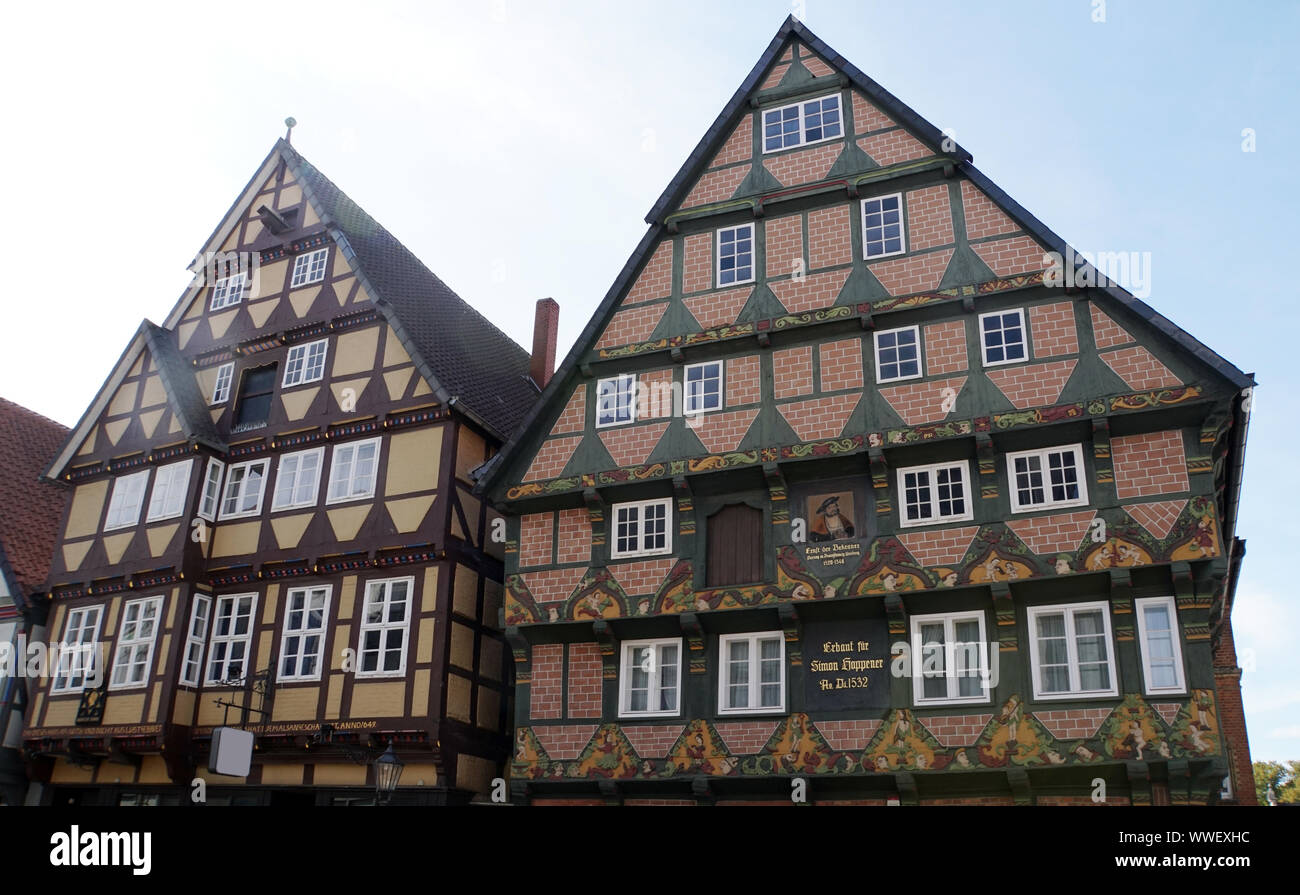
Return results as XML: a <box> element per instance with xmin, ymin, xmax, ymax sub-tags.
<box><xmin>0</xmin><ymin>397</ymin><xmax>70</xmax><ymax>597</ymax></box>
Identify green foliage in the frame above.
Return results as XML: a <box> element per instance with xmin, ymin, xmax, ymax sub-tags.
<box><xmin>1253</xmin><ymin>760</ymin><xmax>1300</xmax><ymax>804</ymax></box>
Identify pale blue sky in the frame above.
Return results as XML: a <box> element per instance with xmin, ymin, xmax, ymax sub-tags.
<box><xmin>1</xmin><ymin>1</ymin><xmax>1294</xmax><ymax>761</ymax></box>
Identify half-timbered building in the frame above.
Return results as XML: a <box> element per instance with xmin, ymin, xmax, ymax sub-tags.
<box><xmin>25</xmin><ymin>139</ymin><xmax>546</xmax><ymax>805</ymax></box>
<box><xmin>478</xmin><ymin>17</ymin><xmax>1256</xmax><ymax>806</ymax></box>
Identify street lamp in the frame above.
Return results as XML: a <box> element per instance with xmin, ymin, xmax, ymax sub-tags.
<box><xmin>373</xmin><ymin>741</ymin><xmax>405</xmax><ymax>806</ymax></box>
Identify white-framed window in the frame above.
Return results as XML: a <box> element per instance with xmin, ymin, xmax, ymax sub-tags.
<box><xmin>911</xmin><ymin>611</ymin><xmax>990</xmax><ymax>705</ymax></box>
<box><xmin>357</xmin><ymin>577</ymin><xmax>412</xmax><ymax>678</ymax></box>
<box><xmin>327</xmin><ymin>437</ymin><xmax>381</xmax><ymax>504</ymax></box>
<box><xmin>205</xmin><ymin>593</ymin><xmax>257</xmax><ymax>685</ymax></box>
<box><xmin>146</xmin><ymin>459</ymin><xmax>193</xmax><ymax>522</ymax></box>
<box><xmin>271</xmin><ymin>447</ymin><xmax>324</xmax><ymax>511</ymax></box>
<box><xmin>218</xmin><ymin>459</ymin><xmax>270</xmax><ymax>520</ymax></box>
<box><xmin>873</xmin><ymin>325</ymin><xmax>921</xmax><ymax>382</ymax></box>
<box><xmin>104</xmin><ymin>470</ymin><xmax>151</xmax><ymax>531</ymax></box>
<box><xmin>762</xmin><ymin>94</ymin><xmax>842</xmax><ymax>153</ymax></box>
<box><xmin>596</xmin><ymin>374</ymin><xmax>636</xmax><ymax>428</ymax></box>
<box><xmin>619</xmin><ymin>638</ymin><xmax>681</xmax><ymax>717</ymax></box>
<box><xmin>210</xmin><ymin>363</ymin><xmax>235</xmax><ymax>405</ymax></box>
<box><xmin>1027</xmin><ymin>601</ymin><xmax>1118</xmax><ymax>700</ymax></box>
<box><xmin>109</xmin><ymin>595</ymin><xmax>163</xmax><ymax>690</ymax></box>
<box><xmin>611</xmin><ymin>498</ymin><xmax>672</xmax><ymax>559</ymax></box>
<box><xmin>279</xmin><ymin>585</ymin><xmax>331</xmax><ymax>681</ymax></box>
<box><xmin>51</xmin><ymin>605</ymin><xmax>103</xmax><ymax>694</ymax></box>
<box><xmin>898</xmin><ymin>461</ymin><xmax>973</xmax><ymax>527</ymax></box>
<box><xmin>1135</xmin><ymin>596</ymin><xmax>1186</xmax><ymax>695</ymax></box>
<box><xmin>979</xmin><ymin>309</ymin><xmax>1028</xmax><ymax>366</ymax></box>
<box><xmin>282</xmin><ymin>338</ymin><xmax>328</xmax><ymax>388</ymax></box>
<box><xmin>198</xmin><ymin>459</ymin><xmax>225</xmax><ymax>522</ymax></box>
<box><xmin>684</xmin><ymin>361</ymin><xmax>723</xmax><ymax>414</ymax></box>
<box><xmin>862</xmin><ymin>193</ymin><xmax>905</xmax><ymax>259</ymax></box>
<box><xmin>1007</xmin><ymin>444</ymin><xmax>1087</xmax><ymax>512</ymax></box>
<box><xmin>718</xmin><ymin>632</ymin><xmax>785</xmax><ymax>714</ymax></box>
<box><xmin>717</xmin><ymin>224</ymin><xmax>755</xmax><ymax>286</ymax></box>
<box><xmin>209</xmin><ymin>272</ymin><xmax>247</xmax><ymax>311</ymax></box>
<box><xmin>179</xmin><ymin>595</ymin><xmax>211</xmax><ymax>687</ymax></box>
<box><xmin>289</xmin><ymin>247</ymin><xmax>329</xmax><ymax>288</ymax></box>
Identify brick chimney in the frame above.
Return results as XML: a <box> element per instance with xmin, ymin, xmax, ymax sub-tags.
<box><xmin>529</xmin><ymin>297</ymin><xmax>560</xmax><ymax>389</ymax></box>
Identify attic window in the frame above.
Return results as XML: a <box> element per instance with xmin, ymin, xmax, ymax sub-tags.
<box><xmin>232</xmin><ymin>363</ymin><xmax>277</xmax><ymax>432</ymax></box>
<box><xmin>209</xmin><ymin>272</ymin><xmax>247</xmax><ymax>311</ymax></box>
<box><xmin>762</xmin><ymin>94</ymin><xmax>842</xmax><ymax>153</ymax></box>
<box><xmin>290</xmin><ymin>247</ymin><xmax>329</xmax><ymax>288</ymax></box>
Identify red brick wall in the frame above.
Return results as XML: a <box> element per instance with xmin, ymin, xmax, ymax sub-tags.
<box><xmin>551</xmin><ymin>385</ymin><xmax>586</xmax><ymax>436</ymax></box>
<box><xmin>960</xmin><ymin>180</ymin><xmax>1019</xmax><ymax>240</ymax></box>
<box><xmin>1032</xmin><ymin>707</ymin><xmax>1114</xmax><ymax>739</ymax></box>
<box><xmin>531</xmin><ymin>724</ymin><xmax>598</xmax><ymax>759</ymax></box>
<box><xmin>1123</xmin><ymin>498</ymin><xmax>1187</xmax><ymax>540</ymax></box>
<box><xmin>622</xmin><ymin>724</ymin><xmax>687</xmax><ymax>758</ymax></box>
<box><xmin>762</xmin><ymin>143</ymin><xmax>842</xmax><ymax>187</ymax></box>
<box><xmin>801</xmin><ymin>54</ymin><xmax>834</xmax><ymax>78</ymax></box>
<box><xmin>807</xmin><ymin>206</ymin><xmax>853</xmax><ymax>269</ymax></box>
<box><xmin>684</xmin><ymin>285</ymin><xmax>753</xmax><ymax>331</ymax></box>
<box><xmin>857</xmin><ymin>130</ymin><xmax>931</xmax><ymax>166</ymax></box>
<box><xmin>1029</xmin><ymin>302</ymin><xmax>1079</xmax><ymax>358</ymax></box>
<box><xmin>682</xmin><ymin>233</ymin><xmax>713</xmax><ymax>294</ymax></box>
<box><xmin>897</xmin><ymin>526</ymin><xmax>980</xmax><ymax>567</ymax></box>
<box><xmin>1089</xmin><ymin>301</ymin><xmax>1134</xmax><ymax>349</ymax></box>
<box><xmin>599</xmin><ymin>422</ymin><xmax>670</xmax><ymax>467</ymax></box>
<box><xmin>924</xmin><ymin>320</ymin><xmax>968</xmax><ymax>376</ymax></box>
<box><xmin>971</xmin><ymin>235</ymin><xmax>1048</xmax><ymax>277</ymax></box>
<box><xmin>867</xmin><ymin>249</ymin><xmax>953</xmax><ymax>296</ymax></box>
<box><xmin>1005</xmin><ymin>511</ymin><xmax>1096</xmax><ymax>555</ymax></box>
<box><xmin>773</xmin><ymin>346</ymin><xmax>814</xmax><ymax>399</ymax></box>
<box><xmin>1099</xmin><ymin>345</ymin><xmax>1182</xmax><ymax>390</ymax></box>
<box><xmin>922</xmin><ymin>714</ymin><xmax>993</xmax><ymax>746</ymax></box>
<box><xmin>711</xmin><ymin>117</ymin><xmax>752</xmax><ymax>169</ymax></box>
<box><xmin>566</xmin><ymin>643</ymin><xmax>602</xmax><ymax>718</ymax></box>
<box><xmin>596</xmin><ymin>302</ymin><xmax>668</xmax><ymax>349</ymax></box>
<box><xmin>681</xmin><ymin>165</ymin><xmax>748</xmax><ymax>209</ymax></box>
<box><xmin>760</xmin><ymin>63</ymin><xmax>789</xmax><ymax>90</ymax></box>
<box><xmin>814</xmin><ymin>719</ymin><xmax>883</xmax><ymax>751</ymax></box>
<box><xmin>624</xmin><ymin>242</ymin><xmax>674</xmax><ymax>305</ymax></box>
<box><xmin>852</xmin><ymin>90</ymin><xmax>895</xmax><ymax>134</ymax></box>
<box><xmin>878</xmin><ymin>376</ymin><xmax>967</xmax><ymax>425</ymax></box>
<box><xmin>523</xmin><ymin>434</ymin><xmax>582</xmax><ymax>482</ymax></box>
<box><xmin>765</xmin><ymin>214</ymin><xmax>804</xmax><ymax>279</ymax></box>
<box><xmin>769</xmin><ymin>268</ymin><xmax>850</xmax><ymax>313</ymax></box>
<box><xmin>608</xmin><ymin>558</ymin><xmax>676</xmax><ymax>597</ymax></box>
<box><xmin>1111</xmin><ymin>430</ymin><xmax>1189</xmax><ymax>499</ymax></box>
<box><xmin>556</xmin><ymin>508</ymin><xmax>591</xmax><ymax>565</ymax></box>
<box><xmin>1213</xmin><ymin>620</ymin><xmax>1258</xmax><ymax>804</ymax></box>
<box><xmin>531</xmin><ymin>644</ymin><xmax>564</xmax><ymax>719</ymax></box>
<box><xmin>713</xmin><ymin>720</ymin><xmax>782</xmax><ymax>753</ymax></box>
<box><xmin>520</xmin><ymin>567</ymin><xmax>587</xmax><ymax>605</ymax></box>
<box><xmin>985</xmin><ymin>359</ymin><xmax>1077</xmax><ymax>409</ymax></box>
<box><xmin>776</xmin><ymin>393</ymin><xmax>861</xmax><ymax>441</ymax></box>
<box><xmin>519</xmin><ymin>512</ymin><xmax>554</xmax><ymax>568</ymax></box>
<box><xmin>689</xmin><ymin>408</ymin><xmax>760</xmax><ymax>453</ymax></box>
<box><xmin>726</xmin><ymin>355</ymin><xmax>762</xmax><ymax>406</ymax></box>
<box><xmin>818</xmin><ymin>338</ymin><xmax>864</xmax><ymax>391</ymax></box>
<box><xmin>906</xmin><ymin>185</ymin><xmax>954</xmax><ymax>251</ymax></box>
<box><xmin>638</xmin><ymin>368</ymin><xmax>675</xmax><ymax>419</ymax></box>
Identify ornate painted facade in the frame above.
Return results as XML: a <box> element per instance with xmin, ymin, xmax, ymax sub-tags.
<box><xmin>479</xmin><ymin>18</ymin><xmax>1256</xmax><ymax>806</ymax></box>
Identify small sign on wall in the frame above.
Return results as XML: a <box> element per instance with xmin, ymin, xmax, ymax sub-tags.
<box><xmin>210</xmin><ymin>726</ymin><xmax>255</xmax><ymax>777</ymax></box>
<box><xmin>802</xmin><ymin>619</ymin><xmax>891</xmax><ymax>712</ymax></box>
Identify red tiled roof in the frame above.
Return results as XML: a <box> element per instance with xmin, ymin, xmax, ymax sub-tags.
<box><xmin>0</xmin><ymin>397</ymin><xmax>69</xmax><ymax>597</ymax></box>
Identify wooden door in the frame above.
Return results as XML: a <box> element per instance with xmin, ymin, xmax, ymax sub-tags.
<box><xmin>706</xmin><ymin>503</ymin><xmax>763</xmax><ymax>586</ymax></box>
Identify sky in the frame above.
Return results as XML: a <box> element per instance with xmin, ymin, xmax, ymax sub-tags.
<box><xmin>1</xmin><ymin>1</ymin><xmax>1296</xmax><ymax>762</ymax></box>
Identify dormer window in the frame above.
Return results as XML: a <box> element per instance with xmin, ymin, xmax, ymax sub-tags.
<box><xmin>762</xmin><ymin>94</ymin><xmax>842</xmax><ymax>152</ymax></box>
<box><xmin>209</xmin><ymin>272</ymin><xmax>247</xmax><ymax>311</ymax></box>
<box><xmin>290</xmin><ymin>247</ymin><xmax>329</xmax><ymax>288</ymax></box>
<box><xmin>232</xmin><ymin>364</ymin><xmax>277</xmax><ymax>432</ymax></box>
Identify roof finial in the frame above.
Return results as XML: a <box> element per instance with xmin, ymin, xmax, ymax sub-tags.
<box><xmin>284</xmin><ymin>116</ymin><xmax>297</xmax><ymax>144</ymax></box>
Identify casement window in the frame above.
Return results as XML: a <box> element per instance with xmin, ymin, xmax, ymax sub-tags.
<box><xmin>611</xmin><ymin>498</ymin><xmax>672</xmax><ymax>559</ymax></box>
<box><xmin>205</xmin><ymin>593</ymin><xmax>257</xmax><ymax>685</ymax></box>
<box><xmin>619</xmin><ymin>638</ymin><xmax>681</xmax><ymax>717</ymax></box>
<box><xmin>289</xmin><ymin>247</ymin><xmax>329</xmax><ymax>288</ymax></box>
<box><xmin>179</xmin><ymin>595</ymin><xmax>211</xmax><ymax>687</ymax></box>
<box><xmin>596</xmin><ymin>374</ymin><xmax>636</xmax><ymax>428</ymax></box>
<box><xmin>51</xmin><ymin>606</ymin><xmax>103</xmax><ymax>694</ymax></box>
<box><xmin>1027</xmin><ymin>601</ymin><xmax>1118</xmax><ymax>699</ymax></box>
<box><xmin>210</xmin><ymin>362</ymin><xmax>235</xmax><ymax>405</ymax></box>
<box><xmin>706</xmin><ymin>503</ymin><xmax>765</xmax><ymax>587</ymax></box>
<box><xmin>272</xmin><ymin>447</ymin><xmax>324</xmax><ymax>511</ymax></box>
<box><xmin>979</xmin><ymin>309</ymin><xmax>1028</xmax><ymax>366</ymax></box>
<box><xmin>1135</xmin><ymin>596</ymin><xmax>1186</xmax><ymax>694</ymax></box>
<box><xmin>357</xmin><ymin>577</ymin><xmax>412</xmax><ymax>677</ymax></box>
<box><xmin>762</xmin><ymin>94</ymin><xmax>842</xmax><ymax>152</ymax></box>
<box><xmin>279</xmin><ymin>585</ymin><xmax>331</xmax><ymax>681</ymax></box>
<box><xmin>232</xmin><ymin>364</ymin><xmax>277</xmax><ymax>432</ymax></box>
<box><xmin>898</xmin><ymin>461</ymin><xmax>973</xmax><ymax>527</ymax></box>
<box><xmin>1007</xmin><ymin>444</ymin><xmax>1087</xmax><ymax>512</ymax></box>
<box><xmin>104</xmin><ymin>470</ymin><xmax>151</xmax><ymax>531</ymax></box>
<box><xmin>873</xmin><ymin>325</ymin><xmax>921</xmax><ymax>383</ymax></box>
<box><xmin>146</xmin><ymin>459</ymin><xmax>193</xmax><ymax>522</ymax></box>
<box><xmin>911</xmin><ymin>611</ymin><xmax>989</xmax><ymax>705</ymax></box>
<box><xmin>282</xmin><ymin>338</ymin><xmax>328</xmax><ymax>388</ymax></box>
<box><xmin>327</xmin><ymin>437</ymin><xmax>381</xmax><ymax>504</ymax></box>
<box><xmin>717</xmin><ymin>224</ymin><xmax>755</xmax><ymax>286</ymax></box>
<box><xmin>684</xmin><ymin>361</ymin><xmax>723</xmax><ymax>414</ymax></box>
<box><xmin>109</xmin><ymin>596</ymin><xmax>163</xmax><ymax>690</ymax></box>
<box><xmin>219</xmin><ymin>458</ymin><xmax>270</xmax><ymax>520</ymax></box>
<box><xmin>718</xmin><ymin>632</ymin><xmax>785</xmax><ymax>714</ymax></box>
<box><xmin>862</xmin><ymin>193</ymin><xmax>905</xmax><ymax>259</ymax></box>
<box><xmin>209</xmin><ymin>272</ymin><xmax>247</xmax><ymax>311</ymax></box>
<box><xmin>198</xmin><ymin>459</ymin><xmax>225</xmax><ymax>522</ymax></box>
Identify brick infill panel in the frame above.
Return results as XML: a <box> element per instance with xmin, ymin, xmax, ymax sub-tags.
<box><xmin>523</xmin><ymin>434</ymin><xmax>582</xmax><ymax>482</ymax></box>
<box><xmin>520</xmin><ymin>567</ymin><xmax>587</xmax><ymax>605</ymax></box>
<box><xmin>1005</xmin><ymin>511</ymin><xmax>1096</xmax><ymax>555</ymax></box>
<box><xmin>726</xmin><ymin>355</ymin><xmax>762</xmax><ymax>406</ymax></box>
<box><xmin>623</xmin><ymin>242</ymin><xmax>674</xmax><ymax>305</ymax></box>
<box><xmin>531</xmin><ymin>724</ymin><xmax>599</xmax><ymax>760</ymax></box>
<box><xmin>818</xmin><ymin>338</ymin><xmax>865</xmax><ymax>391</ymax></box>
<box><xmin>769</xmin><ymin>268</ymin><xmax>851</xmax><ymax>314</ymax></box>
<box><xmin>971</xmin><ymin>235</ymin><xmax>1047</xmax><ymax>277</ymax></box>
<box><xmin>529</xmin><ymin>645</ymin><xmax>564</xmax><ymax>720</ymax></box>
<box><xmin>762</xmin><ymin>143</ymin><xmax>843</xmax><ymax>188</ymax></box>
<box><xmin>878</xmin><ymin>376</ymin><xmax>966</xmax><ymax>426</ymax></box>
<box><xmin>921</xmin><ymin>714</ymin><xmax>993</xmax><ymax>747</ymax></box>
<box><xmin>777</xmin><ymin>393</ymin><xmax>861</xmax><ymax>441</ymax></box>
<box><xmin>1099</xmin><ymin>345</ymin><xmax>1182</xmax><ymax>391</ymax></box>
<box><xmin>906</xmin><ymin>185</ymin><xmax>954</xmax><ymax>251</ymax></box>
<box><xmin>596</xmin><ymin>302</ymin><xmax>668</xmax><ymax>349</ymax></box>
<box><xmin>556</xmin><ymin>508</ymin><xmax>592</xmax><ymax>565</ymax></box>
<box><xmin>689</xmin><ymin>408</ymin><xmax>760</xmax><ymax>454</ymax></box>
<box><xmin>1032</xmin><ymin>707</ymin><xmax>1114</xmax><ymax>740</ymax></box>
<box><xmin>622</xmin><ymin>724</ymin><xmax>686</xmax><ymax>759</ymax></box>
<box><xmin>897</xmin><ymin>526</ymin><xmax>980</xmax><ymax>568</ymax></box>
<box><xmin>1111</xmin><ymin>430</ymin><xmax>1189</xmax><ymax>499</ymax></box>
<box><xmin>1124</xmin><ymin>499</ymin><xmax>1188</xmax><ymax>541</ymax></box>
<box><xmin>807</xmin><ymin>205</ymin><xmax>854</xmax><ymax>270</ymax></box>
<box><xmin>815</xmin><ymin>719</ymin><xmax>883</xmax><ymax>752</ymax></box>
<box><xmin>684</xmin><ymin>286</ymin><xmax>753</xmax><ymax>331</ymax></box>
<box><xmin>1029</xmin><ymin>301</ymin><xmax>1079</xmax><ymax>358</ymax></box>
<box><xmin>960</xmin><ymin>180</ymin><xmax>1019</xmax><ymax>240</ymax></box>
<box><xmin>985</xmin><ymin>359</ymin><xmax>1076</xmax><ymax>409</ymax></box>
<box><xmin>599</xmin><ymin>422</ymin><xmax>669</xmax><ymax>467</ymax></box>
<box><xmin>773</xmin><ymin>346</ymin><xmax>814</xmax><ymax>399</ymax></box>
<box><xmin>857</xmin><ymin>129</ymin><xmax>931</xmax><ymax>166</ymax></box>
<box><xmin>518</xmin><ymin>512</ymin><xmax>554</xmax><ymax>568</ymax></box>
<box><xmin>681</xmin><ymin>165</ymin><xmax>749</xmax><ymax>209</ymax></box>
<box><xmin>551</xmin><ymin>385</ymin><xmax>586</xmax><ymax>435</ymax></box>
<box><xmin>867</xmin><ymin>249</ymin><xmax>953</xmax><ymax>296</ymax></box>
<box><xmin>711</xmin><ymin>117</ymin><xmax>753</xmax><ymax>168</ymax></box>
<box><xmin>566</xmin><ymin>643</ymin><xmax>603</xmax><ymax>719</ymax></box>
<box><xmin>852</xmin><ymin>90</ymin><xmax>895</xmax><ymax>134</ymax></box>
<box><xmin>1089</xmin><ymin>301</ymin><xmax>1134</xmax><ymax>349</ymax></box>
<box><xmin>713</xmin><ymin>720</ymin><xmax>782</xmax><ymax>754</ymax></box>
<box><xmin>924</xmin><ymin>320</ymin><xmax>968</xmax><ymax>376</ymax></box>
<box><xmin>765</xmin><ymin>214</ymin><xmax>804</xmax><ymax>279</ymax></box>
<box><xmin>608</xmin><ymin>558</ymin><xmax>677</xmax><ymax>597</ymax></box>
